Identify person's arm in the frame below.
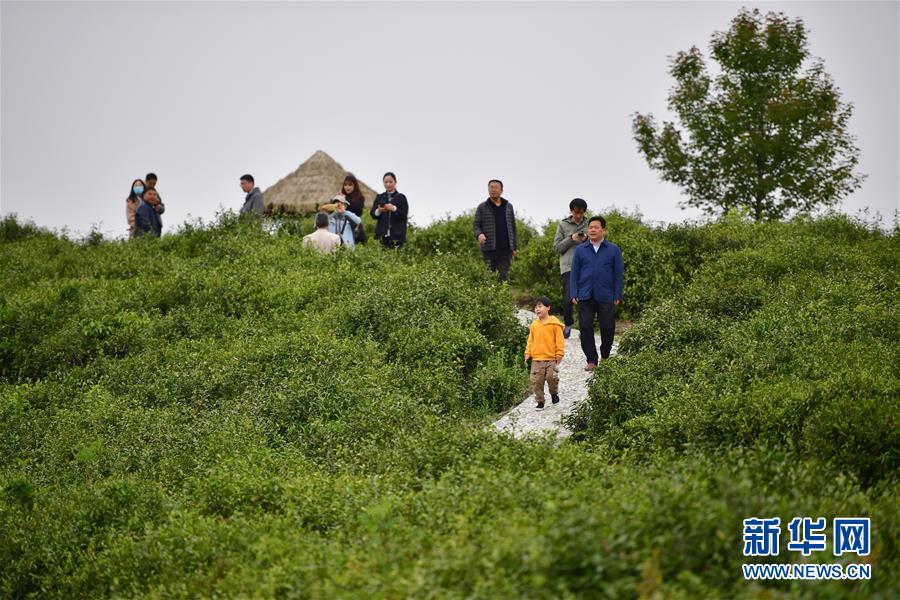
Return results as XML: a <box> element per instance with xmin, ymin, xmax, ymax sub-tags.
<box><xmin>126</xmin><ymin>200</ymin><xmax>137</xmax><ymax>229</ymax></box>
<box><xmin>156</xmin><ymin>202</ymin><xmax>166</xmax><ymax>215</ymax></box>
<box><xmin>253</xmin><ymin>192</ymin><xmax>264</xmax><ymax>215</ymax></box>
<box><xmin>370</xmin><ymin>196</ymin><xmax>382</xmax><ymax>219</ymax></box>
<box><xmin>344</xmin><ymin>210</ymin><xmax>362</xmax><ymax>225</ymax></box>
<box><xmin>555</xmin><ymin>325</ymin><xmax>565</xmax><ymax>361</ymax></box>
<box><xmin>524</xmin><ymin>324</ymin><xmax>534</xmax><ymax>361</ymax></box>
<box><xmin>473</xmin><ymin>204</ymin><xmax>484</xmax><ymax>240</ymax></box>
<box><xmin>510</xmin><ymin>204</ymin><xmax>518</xmax><ymax>251</ymax></box>
<box><xmin>570</xmin><ymin>249</ymin><xmax>581</xmax><ymax>304</ymax></box>
<box><xmin>391</xmin><ymin>194</ymin><xmax>408</xmax><ymax>219</ymax></box>
<box><xmin>553</xmin><ymin>223</ymin><xmax>577</xmax><ymax>255</ymax></box>
<box><xmin>614</xmin><ymin>246</ymin><xmax>624</xmax><ymax>303</ymax></box>
<box><xmin>134</xmin><ymin>205</ymin><xmax>150</xmax><ymax>235</ymax></box>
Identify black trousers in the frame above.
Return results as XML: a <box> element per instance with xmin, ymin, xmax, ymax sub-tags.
<box><xmin>561</xmin><ymin>272</ymin><xmax>574</xmax><ymax>327</ymax></box>
<box><xmin>577</xmin><ymin>300</ymin><xmax>616</xmax><ymax>364</ymax></box>
<box><xmin>482</xmin><ymin>249</ymin><xmax>512</xmax><ymax>281</ymax></box>
<box><xmin>379</xmin><ymin>236</ymin><xmax>404</xmax><ymax>249</ymax></box>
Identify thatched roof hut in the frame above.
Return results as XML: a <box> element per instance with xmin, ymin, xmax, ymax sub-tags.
<box><xmin>263</xmin><ymin>150</ymin><xmax>378</xmax><ymax>215</ymax></box>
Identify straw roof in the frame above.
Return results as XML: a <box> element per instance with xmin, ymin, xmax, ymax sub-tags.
<box><xmin>263</xmin><ymin>150</ymin><xmax>378</xmax><ymax>215</ymax></box>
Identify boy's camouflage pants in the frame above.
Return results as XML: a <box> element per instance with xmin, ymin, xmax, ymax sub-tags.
<box><xmin>530</xmin><ymin>360</ymin><xmax>559</xmax><ymax>401</ymax></box>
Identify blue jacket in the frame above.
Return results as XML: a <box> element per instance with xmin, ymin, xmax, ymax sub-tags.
<box><xmin>328</xmin><ymin>210</ymin><xmax>361</xmax><ymax>248</ymax></box>
<box><xmin>135</xmin><ymin>201</ymin><xmax>162</xmax><ymax>238</ymax></box>
<box><xmin>570</xmin><ymin>239</ymin><xmax>624</xmax><ymax>303</ymax></box>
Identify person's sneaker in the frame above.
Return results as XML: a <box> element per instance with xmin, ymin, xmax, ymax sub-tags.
<box><xmin>536</xmin><ymin>401</ymin><xmax>545</xmax><ymax>410</ymax></box>
<box><xmin>584</xmin><ymin>363</ymin><xmax>597</xmax><ymax>371</ymax></box>
<box><xmin>551</xmin><ymin>394</ymin><xmax>560</xmax><ymax>404</ymax></box>
<box><xmin>563</xmin><ymin>326</ymin><xmax>572</xmax><ymax>339</ymax></box>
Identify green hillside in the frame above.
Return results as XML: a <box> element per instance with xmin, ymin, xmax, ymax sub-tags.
<box><xmin>1</xmin><ymin>212</ymin><xmax>897</xmax><ymax>598</ymax></box>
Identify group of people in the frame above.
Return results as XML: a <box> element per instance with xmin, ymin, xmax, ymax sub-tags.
<box><xmin>301</xmin><ymin>172</ymin><xmax>409</xmax><ymax>252</ymax></box>
<box><xmin>126</xmin><ymin>173</ymin><xmax>165</xmax><ymax>238</ymax></box>
<box><xmin>125</xmin><ymin>169</ymin><xmax>625</xmax><ymax>406</ymax></box>
<box><xmin>525</xmin><ymin>201</ymin><xmax>624</xmax><ymax>409</ymax></box>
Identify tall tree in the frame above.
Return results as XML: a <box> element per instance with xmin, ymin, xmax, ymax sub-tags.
<box><xmin>633</xmin><ymin>8</ymin><xmax>864</xmax><ymax>221</ymax></box>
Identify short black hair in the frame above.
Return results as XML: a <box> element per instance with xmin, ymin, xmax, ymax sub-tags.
<box><xmin>535</xmin><ymin>296</ymin><xmax>552</xmax><ymax>308</ymax></box>
<box><xmin>145</xmin><ymin>172</ymin><xmax>158</xmax><ymax>181</ymax></box>
<box><xmin>240</xmin><ymin>174</ymin><xmax>255</xmax><ymax>184</ymax></box>
<box><xmin>315</xmin><ymin>212</ymin><xmax>329</xmax><ymax>228</ymax></box>
<box><xmin>488</xmin><ymin>179</ymin><xmax>503</xmax><ymax>190</ymax></box>
<box><xmin>383</xmin><ymin>172</ymin><xmax>397</xmax><ymax>182</ymax></box>
<box><xmin>569</xmin><ymin>198</ymin><xmax>587</xmax><ymax>211</ymax></box>
<box><xmin>589</xmin><ymin>215</ymin><xmax>606</xmax><ymax>228</ymax></box>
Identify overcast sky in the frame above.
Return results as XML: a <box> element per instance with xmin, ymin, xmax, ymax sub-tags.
<box><xmin>2</xmin><ymin>1</ymin><xmax>897</xmax><ymax>237</ymax></box>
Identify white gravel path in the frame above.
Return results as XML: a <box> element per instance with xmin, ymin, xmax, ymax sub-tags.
<box><xmin>492</xmin><ymin>309</ymin><xmax>618</xmax><ymax>439</ymax></box>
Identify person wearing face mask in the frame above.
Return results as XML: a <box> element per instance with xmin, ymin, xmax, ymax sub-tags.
<box><xmin>370</xmin><ymin>172</ymin><xmax>408</xmax><ymax>248</ymax></box>
<box><xmin>126</xmin><ymin>178</ymin><xmax>145</xmax><ymax>238</ymax></box>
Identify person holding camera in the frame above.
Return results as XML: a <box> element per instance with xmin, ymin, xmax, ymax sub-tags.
<box><xmin>370</xmin><ymin>171</ymin><xmax>408</xmax><ymax>248</ymax></box>
<box><xmin>552</xmin><ymin>198</ymin><xmax>589</xmax><ymax>338</ymax></box>
<box><xmin>328</xmin><ymin>195</ymin><xmax>363</xmax><ymax>249</ymax></box>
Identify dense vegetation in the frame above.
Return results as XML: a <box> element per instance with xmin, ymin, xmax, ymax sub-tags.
<box><xmin>1</xmin><ymin>211</ymin><xmax>896</xmax><ymax>597</ymax></box>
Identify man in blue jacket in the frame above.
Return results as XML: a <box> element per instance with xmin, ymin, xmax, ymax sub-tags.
<box><xmin>134</xmin><ymin>188</ymin><xmax>163</xmax><ymax>238</ymax></box>
<box><xmin>570</xmin><ymin>215</ymin><xmax>623</xmax><ymax>371</ymax></box>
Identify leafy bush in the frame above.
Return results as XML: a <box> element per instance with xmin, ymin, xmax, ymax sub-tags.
<box><xmin>1</xmin><ymin>213</ymin><xmax>896</xmax><ymax>598</ymax></box>
<box><xmin>570</xmin><ymin>220</ymin><xmax>899</xmax><ymax>486</ymax></box>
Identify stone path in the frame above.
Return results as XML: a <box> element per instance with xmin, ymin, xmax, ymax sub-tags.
<box><xmin>491</xmin><ymin>309</ymin><xmax>617</xmax><ymax>439</ymax></box>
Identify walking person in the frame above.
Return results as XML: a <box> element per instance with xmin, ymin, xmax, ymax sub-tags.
<box><xmin>134</xmin><ymin>188</ymin><xmax>164</xmax><ymax>237</ymax></box>
<box><xmin>552</xmin><ymin>198</ymin><xmax>589</xmax><ymax>338</ymax></box>
<box><xmin>125</xmin><ymin>178</ymin><xmax>145</xmax><ymax>238</ymax></box>
<box><xmin>328</xmin><ymin>196</ymin><xmax>362</xmax><ymax>249</ymax></box>
<box><xmin>473</xmin><ymin>179</ymin><xmax>518</xmax><ymax>281</ymax></box>
<box><xmin>524</xmin><ymin>296</ymin><xmax>565</xmax><ymax>410</ymax></box>
<box><xmin>370</xmin><ymin>172</ymin><xmax>408</xmax><ymax>248</ymax></box>
<box><xmin>239</xmin><ymin>174</ymin><xmax>265</xmax><ymax>216</ymax></box>
<box><xmin>570</xmin><ymin>215</ymin><xmax>624</xmax><ymax>371</ymax></box>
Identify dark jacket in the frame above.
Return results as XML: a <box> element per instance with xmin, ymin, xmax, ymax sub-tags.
<box><xmin>570</xmin><ymin>239</ymin><xmax>624</xmax><ymax>303</ymax></box>
<box><xmin>370</xmin><ymin>191</ymin><xmax>409</xmax><ymax>242</ymax></box>
<box><xmin>473</xmin><ymin>198</ymin><xmax>517</xmax><ymax>252</ymax></box>
<box><xmin>240</xmin><ymin>187</ymin><xmax>264</xmax><ymax>216</ymax></box>
<box><xmin>135</xmin><ymin>201</ymin><xmax>163</xmax><ymax>238</ymax></box>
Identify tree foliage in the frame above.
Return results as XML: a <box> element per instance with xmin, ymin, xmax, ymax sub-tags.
<box><xmin>633</xmin><ymin>8</ymin><xmax>864</xmax><ymax>221</ymax></box>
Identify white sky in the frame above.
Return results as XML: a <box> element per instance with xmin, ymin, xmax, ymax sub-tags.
<box><xmin>2</xmin><ymin>1</ymin><xmax>898</xmax><ymax>237</ymax></box>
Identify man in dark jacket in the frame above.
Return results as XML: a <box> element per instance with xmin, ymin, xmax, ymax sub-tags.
<box><xmin>239</xmin><ymin>174</ymin><xmax>265</xmax><ymax>216</ymax></box>
<box><xmin>570</xmin><ymin>215</ymin><xmax>624</xmax><ymax>371</ymax></box>
<box><xmin>135</xmin><ymin>188</ymin><xmax>163</xmax><ymax>237</ymax></box>
<box><xmin>473</xmin><ymin>179</ymin><xmax>518</xmax><ymax>281</ymax></box>
<box><xmin>370</xmin><ymin>171</ymin><xmax>408</xmax><ymax>248</ymax></box>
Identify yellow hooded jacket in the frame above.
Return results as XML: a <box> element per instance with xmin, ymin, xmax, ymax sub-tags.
<box><xmin>525</xmin><ymin>316</ymin><xmax>565</xmax><ymax>361</ymax></box>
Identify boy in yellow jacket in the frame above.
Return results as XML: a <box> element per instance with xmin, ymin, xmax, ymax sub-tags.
<box><xmin>524</xmin><ymin>296</ymin><xmax>565</xmax><ymax>409</ymax></box>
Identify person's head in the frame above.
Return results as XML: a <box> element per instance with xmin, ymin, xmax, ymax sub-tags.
<box><xmin>129</xmin><ymin>179</ymin><xmax>146</xmax><ymax>201</ymax></box>
<box><xmin>333</xmin><ymin>195</ymin><xmax>349</xmax><ymax>213</ymax></box>
<box><xmin>383</xmin><ymin>172</ymin><xmax>397</xmax><ymax>193</ymax></box>
<box><xmin>569</xmin><ymin>198</ymin><xmax>587</xmax><ymax>222</ymax></box>
<box><xmin>342</xmin><ymin>173</ymin><xmax>364</xmax><ymax>204</ymax></box>
<box><xmin>588</xmin><ymin>215</ymin><xmax>607</xmax><ymax>242</ymax></box>
<box><xmin>145</xmin><ymin>172</ymin><xmax>158</xmax><ymax>188</ymax></box>
<box><xmin>488</xmin><ymin>179</ymin><xmax>503</xmax><ymax>199</ymax></box>
<box><xmin>315</xmin><ymin>212</ymin><xmax>329</xmax><ymax>229</ymax></box>
<box><xmin>534</xmin><ymin>296</ymin><xmax>552</xmax><ymax>318</ymax></box>
<box><xmin>143</xmin><ymin>188</ymin><xmax>160</xmax><ymax>206</ymax></box>
<box><xmin>240</xmin><ymin>174</ymin><xmax>255</xmax><ymax>193</ymax></box>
